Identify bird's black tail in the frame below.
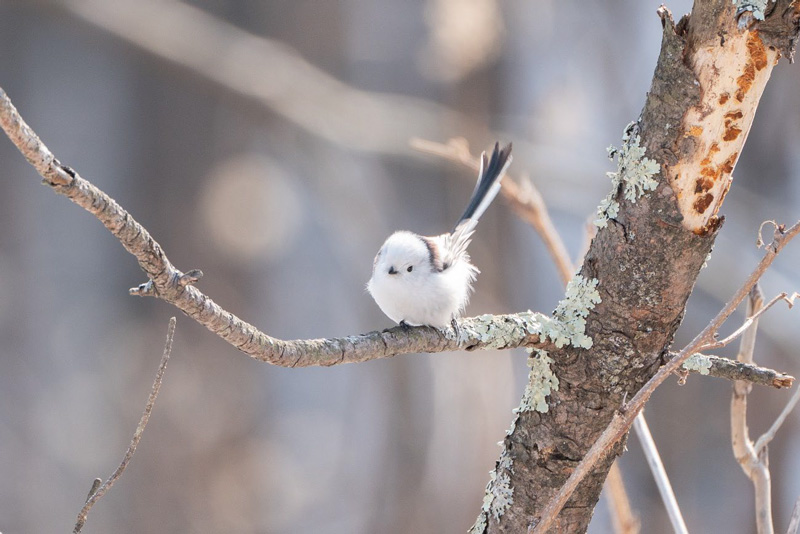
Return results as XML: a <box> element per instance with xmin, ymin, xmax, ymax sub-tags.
<box><xmin>453</xmin><ymin>142</ymin><xmax>513</xmax><ymax>231</ymax></box>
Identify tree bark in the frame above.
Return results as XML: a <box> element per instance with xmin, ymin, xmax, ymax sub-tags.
<box><xmin>485</xmin><ymin>1</ymin><xmax>800</xmax><ymax>532</ymax></box>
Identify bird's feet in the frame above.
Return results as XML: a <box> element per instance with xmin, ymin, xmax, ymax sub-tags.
<box><xmin>450</xmin><ymin>317</ymin><xmax>461</xmax><ymax>339</ymax></box>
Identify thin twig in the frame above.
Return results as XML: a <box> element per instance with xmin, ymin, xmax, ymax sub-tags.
<box><xmin>532</xmin><ymin>220</ymin><xmax>800</xmax><ymax>534</ymax></box>
<box><xmin>787</xmin><ymin>496</ymin><xmax>800</xmax><ymax>534</ymax></box>
<box><xmin>604</xmin><ymin>463</ymin><xmax>640</xmax><ymax>534</ymax></box>
<box><xmin>701</xmin><ymin>292</ymin><xmax>796</xmax><ymax>351</ymax></box>
<box><xmin>755</xmin><ymin>383</ymin><xmax>800</xmax><ymax>455</ymax></box>
<box><xmin>410</xmin><ymin>137</ymin><xmax>575</xmax><ymax>286</ymax></box>
<box><xmin>730</xmin><ymin>287</ymin><xmax>774</xmax><ymax>534</ymax></box>
<box><xmin>632</xmin><ymin>412</ymin><xmax>688</xmax><ymax>534</ymax></box>
<box><xmin>57</xmin><ymin>0</ymin><xmax>480</xmax><ymax>155</ymax></box>
<box><xmin>73</xmin><ymin>317</ymin><xmax>176</xmax><ymax>534</ymax></box>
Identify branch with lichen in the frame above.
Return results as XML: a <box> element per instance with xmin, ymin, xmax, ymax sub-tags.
<box><xmin>4</xmin><ymin>82</ymin><xmax>794</xmax><ymax>381</ymax></box>
<box><xmin>681</xmin><ymin>352</ymin><xmax>794</xmax><ymax>388</ymax></box>
<box><xmin>532</xmin><ymin>220</ymin><xmax>800</xmax><ymax>533</ymax></box>
<box><xmin>0</xmin><ymin>86</ymin><xmax>556</xmax><ymax>367</ymax></box>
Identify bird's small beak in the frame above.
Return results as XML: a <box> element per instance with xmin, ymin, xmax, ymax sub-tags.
<box><xmin>388</xmin><ymin>266</ymin><xmax>398</xmax><ymax>275</ymax></box>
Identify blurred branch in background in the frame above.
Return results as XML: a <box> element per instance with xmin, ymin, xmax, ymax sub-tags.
<box><xmin>732</xmin><ymin>286</ymin><xmax>800</xmax><ymax>534</ymax></box>
<box><xmin>0</xmin><ymin>85</ymin><xmax>555</xmax><ymax>366</ymax></box>
<box><xmin>604</xmin><ymin>464</ymin><xmax>640</xmax><ymax>534</ymax></box>
<box><xmin>789</xmin><ymin>497</ymin><xmax>800</xmax><ymax>534</ymax></box>
<box><xmin>73</xmin><ymin>317</ymin><xmax>176</xmax><ymax>534</ymax></box>
<box><xmin>1</xmin><ymin>77</ymin><xmax>790</xmax><ymax>367</ymax></box>
<box><xmin>411</xmin><ymin>137</ymin><xmax>575</xmax><ymax>286</ymax></box>
<box><xmin>55</xmin><ymin>0</ymin><xmax>486</xmax><ymax>155</ymax></box>
<box><xmin>632</xmin><ymin>412</ymin><xmax>688</xmax><ymax>534</ymax></box>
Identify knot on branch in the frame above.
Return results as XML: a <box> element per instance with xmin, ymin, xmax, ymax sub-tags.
<box><xmin>129</xmin><ymin>279</ymin><xmax>156</xmax><ymax>297</ymax></box>
<box><xmin>179</xmin><ymin>269</ymin><xmax>203</xmax><ymax>287</ymax></box>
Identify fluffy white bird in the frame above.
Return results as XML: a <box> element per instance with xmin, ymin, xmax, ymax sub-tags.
<box><xmin>367</xmin><ymin>142</ymin><xmax>513</xmax><ymax>328</ymax></box>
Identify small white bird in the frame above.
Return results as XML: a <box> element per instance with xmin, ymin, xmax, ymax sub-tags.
<box><xmin>367</xmin><ymin>142</ymin><xmax>513</xmax><ymax>328</ymax></box>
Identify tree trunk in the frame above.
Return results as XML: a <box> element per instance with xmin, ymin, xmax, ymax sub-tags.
<box><xmin>481</xmin><ymin>1</ymin><xmax>800</xmax><ymax>532</ymax></box>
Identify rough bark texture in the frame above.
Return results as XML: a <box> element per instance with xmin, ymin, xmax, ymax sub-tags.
<box><xmin>487</xmin><ymin>1</ymin><xmax>800</xmax><ymax>532</ymax></box>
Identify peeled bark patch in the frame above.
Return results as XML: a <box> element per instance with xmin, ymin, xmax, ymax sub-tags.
<box><xmin>669</xmin><ymin>30</ymin><xmax>778</xmax><ymax>234</ymax></box>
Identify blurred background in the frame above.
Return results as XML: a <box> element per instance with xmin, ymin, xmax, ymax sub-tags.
<box><xmin>0</xmin><ymin>1</ymin><xmax>798</xmax><ymax>532</ymax></box>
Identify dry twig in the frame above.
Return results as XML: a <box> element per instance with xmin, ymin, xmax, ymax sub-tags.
<box><xmin>57</xmin><ymin>0</ymin><xmax>478</xmax><ymax>155</ymax></box>
<box><xmin>633</xmin><ymin>412</ymin><xmax>687</xmax><ymax>534</ymax></box>
<box><xmin>73</xmin><ymin>317</ymin><xmax>176</xmax><ymax>533</ymax></box>
<box><xmin>788</xmin><ymin>496</ymin><xmax>800</xmax><ymax>534</ymax></box>
<box><xmin>532</xmin><ymin>220</ymin><xmax>800</xmax><ymax>534</ymax></box>
<box><xmin>730</xmin><ymin>287</ymin><xmax>773</xmax><ymax>534</ymax></box>
<box><xmin>604</xmin><ymin>463</ymin><xmax>640</xmax><ymax>534</ymax></box>
<box><xmin>702</xmin><ymin>292</ymin><xmax>797</xmax><ymax>351</ymax></box>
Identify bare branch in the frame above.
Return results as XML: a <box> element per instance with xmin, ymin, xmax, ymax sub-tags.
<box><xmin>755</xmin><ymin>382</ymin><xmax>800</xmax><ymax>455</ymax></box>
<box><xmin>0</xmin><ymin>87</ymin><xmax>551</xmax><ymax>367</ymax></box>
<box><xmin>532</xmin><ymin>219</ymin><xmax>800</xmax><ymax>533</ymax></box>
<box><xmin>730</xmin><ymin>287</ymin><xmax>775</xmax><ymax>534</ymax></box>
<box><xmin>788</xmin><ymin>496</ymin><xmax>800</xmax><ymax>534</ymax></box>
<box><xmin>700</xmin><ymin>292</ymin><xmax>796</xmax><ymax>351</ymax></box>
<box><xmin>410</xmin><ymin>137</ymin><xmax>575</xmax><ymax>286</ymax></box>
<box><xmin>57</xmin><ymin>0</ymin><xmax>480</xmax><ymax>156</ymax></box>
<box><xmin>677</xmin><ymin>352</ymin><xmax>795</xmax><ymax>388</ymax></box>
<box><xmin>632</xmin><ymin>412</ymin><xmax>688</xmax><ymax>534</ymax></box>
<box><xmin>604</xmin><ymin>463</ymin><xmax>640</xmax><ymax>534</ymax></box>
<box><xmin>73</xmin><ymin>317</ymin><xmax>176</xmax><ymax>534</ymax></box>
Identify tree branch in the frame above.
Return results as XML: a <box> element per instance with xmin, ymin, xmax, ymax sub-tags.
<box><xmin>730</xmin><ymin>287</ymin><xmax>774</xmax><ymax>534</ymax></box>
<box><xmin>754</xmin><ymin>383</ymin><xmax>800</xmax><ymax>455</ymax></box>
<box><xmin>73</xmin><ymin>317</ymin><xmax>176</xmax><ymax>533</ymax></box>
<box><xmin>0</xmin><ymin>86</ymin><xmax>552</xmax><ymax>367</ymax></box>
<box><xmin>788</xmin><ymin>496</ymin><xmax>800</xmax><ymax>534</ymax></box>
<box><xmin>532</xmin><ymin>220</ymin><xmax>800</xmax><ymax>533</ymax></box>
<box><xmin>632</xmin><ymin>412</ymin><xmax>687</xmax><ymax>534</ymax></box>
<box><xmin>55</xmin><ymin>0</ymin><xmax>481</xmax><ymax>156</ymax></box>
<box><xmin>603</xmin><ymin>464</ymin><xmax>640</xmax><ymax>534</ymax></box>
<box><xmin>680</xmin><ymin>353</ymin><xmax>795</xmax><ymax>388</ymax></box>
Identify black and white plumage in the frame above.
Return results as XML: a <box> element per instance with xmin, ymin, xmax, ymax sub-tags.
<box><xmin>367</xmin><ymin>142</ymin><xmax>513</xmax><ymax>328</ymax></box>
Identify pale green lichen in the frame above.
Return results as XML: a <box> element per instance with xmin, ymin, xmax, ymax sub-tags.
<box><xmin>469</xmin><ymin>275</ymin><xmax>601</xmax><ymax>526</ymax></box>
<box><xmin>470</xmin><ymin>449</ymin><xmax>514</xmax><ymax>533</ymax></box>
<box><xmin>517</xmin><ymin>349</ymin><xmax>559</xmax><ymax>413</ymax></box>
<box><xmin>733</xmin><ymin>0</ymin><xmax>771</xmax><ymax>20</ymax></box>
<box><xmin>540</xmin><ymin>275</ymin><xmax>602</xmax><ymax>349</ymax></box>
<box><xmin>683</xmin><ymin>354</ymin><xmax>713</xmax><ymax>375</ymax></box>
<box><xmin>469</xmin><ymin>511</ymin><xmax>487</xmax><ymax>534</ymax></box>
<box><xmin>458</xmin><ymin>312</ymin><xmax>547</xmax><ymax>349</ymax></box>
<box><xmin>595</xmin><ymin>122</ymin><xmax>661</xmax><ymax>228</ymax></box>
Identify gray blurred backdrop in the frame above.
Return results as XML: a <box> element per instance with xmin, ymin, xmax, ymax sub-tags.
<box><xmin>1</xmin><ymin>1</ymin><xmax>799</xmax><ymax>533</ymax></box>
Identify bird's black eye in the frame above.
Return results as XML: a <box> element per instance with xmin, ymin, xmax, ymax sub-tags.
<box><xmin>407</xmin><ymin>265</ymin><xmax>413</xmax><ymax>272</ymax></box>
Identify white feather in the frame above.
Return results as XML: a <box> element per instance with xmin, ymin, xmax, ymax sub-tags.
<box><xmin>367</xmin><ymin>143</ymin><xmax>512</xmax><ymax>328</ymax></box>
